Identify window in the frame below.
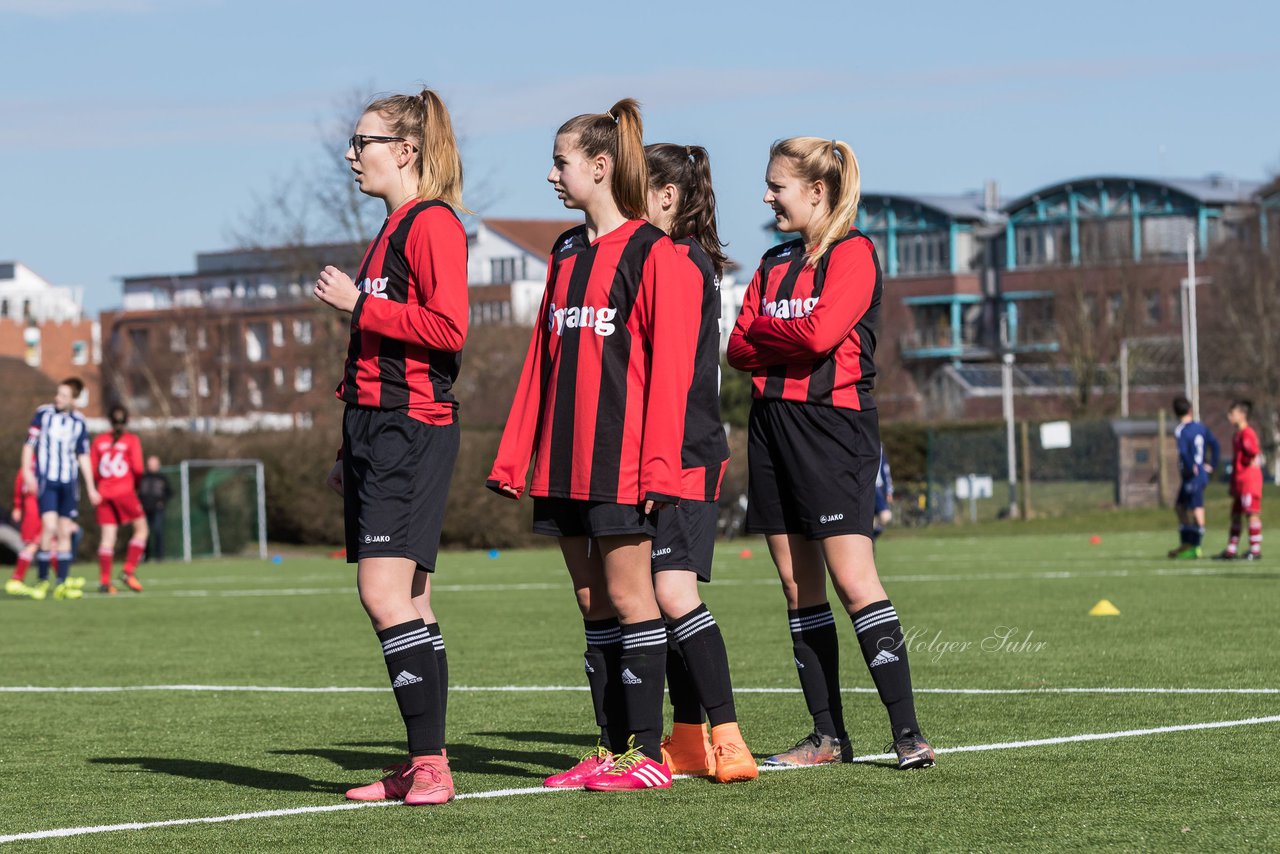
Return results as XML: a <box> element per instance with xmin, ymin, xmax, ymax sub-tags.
<box><xmin>71</xmin><ymin>340</ymin><xmax>88</xmax><ymax>365</ymax></box>
<box><xmin>490</xmin><ymin>257</ymin><xmax>523</xmax><ymax>282</ymax></box>
<box><xmin>1081</xmin><ymin>293</ymin><xmax>1097</xmax><ymax>322</ymax></box>
<box><xmin>273</xmin><ymin>367</ymin><xmax>285</xmax><ymax>387</ymax></box>
<box><xmin>245</xmin><ymin>323</ymin><xmax>268</xmax><ymax>362</ymax></box>
<box><xmin>294</xmin><ymin>367</ymin><xmax>313</xmax><ymax>393</ymax></box>
<box><xmin>272</xmin><ymin>321</ymin><xmax>284</xmax><ymax>347</ymax></box>
<box><xmin>246</xmin><ymin>376</ymin><xmax>263</xmax><ymax>408</ymax></box>
<box><xmin>196</xmin><ymin>327</ymin><xmax>208</xmax><ymax>350</ymax></box>
<box><xmin>171</xmin><ymin>373</ymin><xmax>190</xmax><ymax>398</ymax></box>
<box><xmin>1106</xmin><ymin>292</ymin><xmax>1123</xmax><ymax>325</ymax></box>
<box><xmin>198</xmin><ymin>374</ymin><xmax>210</xmax><ymax>397</ymax></box>
<box><xmin>1135</xmin><ymin>448</ymin><xmax>1150</xmax><ymax>465</ymax></box>
<box><xmin>293</xmin><ymin>319</ymin><xmax>313</xmax><ymax>344</ymax></box>
<box><xmin>1144</xmin><ymin>290</ymin><xmax>1162</xmax><ymax>325</ymax></box>
<box><xmin>170</xmin><ymin>327</ymin><xmax>188</xmax><ymax>352</ymax></box>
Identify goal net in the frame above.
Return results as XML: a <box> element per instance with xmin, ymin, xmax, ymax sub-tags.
<box><xmin>173</xmin><ymin>459</ymin><xmax>267</xmax><ymax>561</ymax></box>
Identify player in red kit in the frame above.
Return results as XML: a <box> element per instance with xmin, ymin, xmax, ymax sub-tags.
<box><xmin>1214</xmin><ymin>399</ymin><xmax>1264</xmax><ymax>560</ymax></box>
<box><xmin>489</xmin><ymin>100</ymin><xmax>698</xmax><ymax>793</ymax></box>
<box><xmin>90</xmin><ymin>405</ymin><xmax>148</xmax><ymax>593</ymax></box>
<box><xmin>318</xmin><ymin>88</ymin><xmax>469</xmax><ymax>807</ymax></box>
<box><xmin>728</xmin><ymin>137</ymin><xmax>933</xmax><ymax>770</ymax></box>
<box><xmin>5</xmin><ymin>460</ymin><xmax>42</xmax><ymax>596</ymax></box>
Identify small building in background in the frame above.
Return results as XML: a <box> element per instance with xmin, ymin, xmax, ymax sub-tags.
<box><xmin>1110</xmin><ymin>418</ymin><xmax>1178</xmax><ymax>508</ymax></box>
<box><xmin>0</xmin><ymin>262</ymin><xmax>101</xmax><ymax>415</ymax></box>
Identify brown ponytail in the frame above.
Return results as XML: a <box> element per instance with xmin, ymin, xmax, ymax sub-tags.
<box><xmin>364</xmin><ymin>87</ymin><xmax>470</xmax><ymax>212</ymax></box>
<box><xmin>645</xmin><ymin>142</ymin><xmax>728</xmax><ymax>278</ymax></box>
<box><xmin>769</xmin><ymin>136</ymin><xmax>861</xmax><ymax>267</ymax></box>
<box><xmin>557</xmin><ymin>98</ymin><xmax>647</xmax><ymax>219</ymax></box>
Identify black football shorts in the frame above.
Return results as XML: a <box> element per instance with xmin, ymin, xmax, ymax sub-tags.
<box><xmin>343</xmin><ymin>405</ymin><xmax>459</xmax><ymax>571</ymax></box>
<box><xmin>745</xmin><ymin>398</ymin><xmax>878</xmax><ymax>539</ymax></box>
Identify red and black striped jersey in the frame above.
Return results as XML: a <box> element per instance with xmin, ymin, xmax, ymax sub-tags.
<box><xmin>674</xmin><ymin>238</ymin><xmax>729</xmax><ymax>502</ymax></box>
<box><xmin>726</xmin><ymin>230</ymin><xmax>880</xmax><ymax>411</ymax></box>
<box><xmin>336</xmin><ymin>199</ymin><xmax>468</xmax><ymax>425</ymax></box>
<box><xmin>487</xmin><ymin>219</ymin><xmax>699</xmax><ymax>505</ymax></box>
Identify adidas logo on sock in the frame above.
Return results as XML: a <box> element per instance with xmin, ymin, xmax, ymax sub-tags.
<box><xmin>870</xmin><ymin>649</ymin><xmax>900</xmax><ymax>668</ymax></box>
<box><xmin>391</xmin><ymin>670</ymin><xmax>423</xmax><ymax>687</ymax></box>
<box><xmin>584</xmin><ymin>657</ymin><xmax>595</xmax><ymax>675</ymax></box>
<box><xmin>621</xmin><ymin>668</ymin><xmax>642</xmax><ymax>685</ymax></box>
<box><xmin>794</xmin><ymin>656</ymin><xmax>805</xmax><ymax>670</ymax></box>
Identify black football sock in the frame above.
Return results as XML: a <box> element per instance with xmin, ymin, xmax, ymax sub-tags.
<box><xmin>789</xmin><ymin>603</ymin><xmax>845</xmax><ymax>739</ymax></box>
<box><xmin>619</xmin><ymin>618</ymin><xmax>668</xmax><ymax>759</ymax></box>
<box><xmin>426</xmin><ymin>622</ymin><xmax>448</xmax><ymax>748</ymax></box>
<box><xmin>670</xmin><ymin>604</ymin><xmax>737</xmax><ymax>727</ymax></box>
<box><xmin>584</xmin><ymin>618</ymin><xmax>624</xmax><ymax>751</ymax></box>
<box><xmin>851</xmin><ymin>600</ymin><xmax>921</xmax><ymax>738</ymax></box>
<box><xmin>665</xmin><ymin>627</ymin><xmax>705</xmax><ymax>725</ymax></box>
<box><xmin>377</xmin><ymin>619</ymin><xmax>443</xmax><ymax>756</ymax></box>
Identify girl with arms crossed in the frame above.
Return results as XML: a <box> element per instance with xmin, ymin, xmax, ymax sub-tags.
<box><xmin>727</xmin><ymin>137</ymin><xmax>934</xmax><ymax>770</ymax></box>
<box><xmin>316</xmin><ymin>88</ymin><xmax>468</xmax><ymax>806</ymax></box>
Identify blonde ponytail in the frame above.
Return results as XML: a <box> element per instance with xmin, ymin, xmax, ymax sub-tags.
<box><xmin>769</xmin><ymin>136</ymin><xmax>861</xmax><ymax>267</ymax></box>
<box><xmin>365</xmin><ymin>87</ymin><xmax>470</xmax><ymax>212</ymax></box>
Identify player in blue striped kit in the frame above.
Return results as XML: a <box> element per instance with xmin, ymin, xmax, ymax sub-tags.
<box><xmin>20</xmin><ymin>378</ymin><xmax>100</xmax><ymax>600</ymax></box>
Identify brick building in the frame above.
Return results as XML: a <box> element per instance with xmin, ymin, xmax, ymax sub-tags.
<box><xmin>0</xmin><ymin>262</ymin><xmax>102</xmax><ymax>415</ymax></box>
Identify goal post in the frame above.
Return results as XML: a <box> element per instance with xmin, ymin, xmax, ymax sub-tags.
<box><xmin>174</xmin><ymin>459</ymin><xmax>267</xmax><ymax>562</ymax></box>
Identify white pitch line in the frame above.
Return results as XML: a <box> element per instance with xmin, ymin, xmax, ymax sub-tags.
<box><xmin>2</xmin><ymin>714</ymin><xmax>1278</xmax><ymax>845</ymax></box>
<box><xmin>40</xmin><ymin>563</ymin><xmax>1262</xmax><ymax>601</ymax></box>
<box><xmin>22</xmin><ymin>563</ymin><xmax>1269</xmax><ymax>604</ymax></box>
<box><xmin>1</xmin><ymin>684</ymin><xmax>1277</xmax><ymax>695</ymax></box>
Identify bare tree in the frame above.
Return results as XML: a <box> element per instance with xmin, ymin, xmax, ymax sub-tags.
<box><xmin>1200</xmin><ymin>218</ymin><xmax>1280</xmax><ymax>462</ymax></box>
<box><xmin>227</xmin><ymin>86</ymin><xmax>380</xmax><ymax>253</ymax></box>
<box><xmin>1053</xmin><ymin>265</ymin><xmax>1147</xmax><ymax>414</ymax></box>
<box><xmin>227</xmin><ymin>84</ymin><xmax>498</xmax><ymax>258</ymax></box>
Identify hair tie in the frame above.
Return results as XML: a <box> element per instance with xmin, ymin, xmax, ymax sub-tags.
<box><xmin>685</xmin><ymin>145</ymin><xmax>694</xmax><ymax>160</ymax></box>
<box><xmin>607</xmin><ymin>109</ymin><xmax>619</xmax><ymax>124</ymax></box>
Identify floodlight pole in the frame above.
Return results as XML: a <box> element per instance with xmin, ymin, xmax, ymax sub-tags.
<box><xmin>1185</xmin><ymin>234</ymin><xmax>1201</xmax><ymax>419</ymax></box>
<box><xmin>1119</xmin><ymin>339</ymin><xmax>1130</xmax><ymax>418</ymax></box>
<box><xmin>1001</xmin><ymin>352</ymin><xmax>1017</xmax><ymax>517</ymax></box>
<box><xmin>1180</xmin><ymin>234</ymin><xmax>1211</xmax><ymax>419</ymax></box>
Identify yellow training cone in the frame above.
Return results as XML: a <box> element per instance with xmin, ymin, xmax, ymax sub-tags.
<box><xmin>1089</xmin><ymin>599</ymin><xmax>1121</xmax><ymax>616</ymax></box>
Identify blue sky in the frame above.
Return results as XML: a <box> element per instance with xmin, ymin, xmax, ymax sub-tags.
<box><xmin>2</xmin><ymin>0</ymin><xmax>1277</xmax><ymax>314</ymax></box>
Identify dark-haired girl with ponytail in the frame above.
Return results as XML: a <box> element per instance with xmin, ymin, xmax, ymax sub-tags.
<box><xmin>315</xmin><ymin>88</ymin><xmax>469</xmax><ymax>806</ymax></box>
<box><xmin>643</xmin><ymin>143</ymin><xmax>756</xmax><ymax>785</ymax></box>
<box><xmin>727</xmin><ymin>137</ymin><xmax>934</xmax><ymax>770</ymax></box>
<box><xmin>488</xmin><ymin>100</ymin><xmax>700</xmax><ymax>792</ymax></box>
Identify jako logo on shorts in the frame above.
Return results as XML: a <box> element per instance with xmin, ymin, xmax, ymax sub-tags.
<box><xmin>819</xmin><ymin>513</ymin><xmax>844</xmax><ymax>524</ymax></box>
<box><xmin>547</xmin><ymin>302</ymin><xmax>617</xmax><ymax>337</ymax></box>
<box><xmin>363</xmin><ymin>534</ymin><xmax>391</xmax><ymax>543</ymax></box>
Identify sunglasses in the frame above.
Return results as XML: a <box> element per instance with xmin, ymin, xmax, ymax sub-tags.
<box><xmin>348</xmin><ymin>134</ymin><xmax>414</xmax><ymax>158</ymax></box>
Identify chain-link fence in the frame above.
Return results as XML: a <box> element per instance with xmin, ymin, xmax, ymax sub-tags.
<box><xmin>919</xmin><ymin>419</ymin><xmax>1119</xmax><ymax>523</ymax></box>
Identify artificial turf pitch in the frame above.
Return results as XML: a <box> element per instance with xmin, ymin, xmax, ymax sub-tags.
<box><xmin>2</xmin><ymin>517</ymin><xmax>1277</xmax><ymax>852</ymax></box>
